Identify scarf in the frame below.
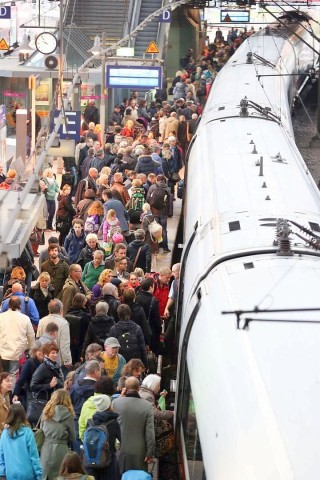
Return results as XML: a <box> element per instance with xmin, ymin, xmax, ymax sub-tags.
<box><xmin>43</xmin><ymin>356</ymin><xmax>62</xmax><ymax>379</ymax></box>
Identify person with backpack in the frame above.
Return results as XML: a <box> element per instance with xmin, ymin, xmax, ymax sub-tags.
<box><xmin>146</xmin><ymin>174</ymin><xmax>172</xmax><ymax>253</ymax></box>
<box><xmin>84</xmin><ymin>200</ymin><xmax>104</xmax><ymax>235</ymax></box>
<box><xmin>102</xmin><ymin>209</ymin><xmax>122</xmax><ymax>244</ymax></box>
<box><xmin>108</xmin><ymin>304</ymin><xmax>147</xmax><ymax>366</ymax></box>
<box><xmin>126</xmin><ymin>179</ymin><xmax>145</xmax><ymax>225</ymax></box>
<box><xmin>83</xmin><ymin>394</ymin><xmax>121</xmax><ymax>480</ymax></box>
<box><xmin>82</xmin><ymin>302</ymin><xmax>115</xmax><ymax>353</ymax></box>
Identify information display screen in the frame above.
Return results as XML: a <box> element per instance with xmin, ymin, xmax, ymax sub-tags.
<box><xmin>106</xmin><ymin>66</ymin><xmax>162</xmax><ymax>89</ymax></box>
<box><xmin>221</xmin><ymin>10</ymin><xmax>250</xmax><ymax>22</ymax></box>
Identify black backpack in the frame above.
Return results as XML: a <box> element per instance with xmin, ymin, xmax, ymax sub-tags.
<box><xmin>115</xmin><ymin>324</ymin><xmax>140</xmax><ymax>361</ymax></box>
<box><xmin>65</xmin><ymin>313</ymin><xmax>82</xmax><ymax>346</ymax></box>
<box><xmin>149</xmin><ymin>186</ymin><xmax>168</xmax><ymax>210</ymax></box>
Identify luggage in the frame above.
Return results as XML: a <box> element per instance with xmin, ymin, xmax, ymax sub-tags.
<box><xmin>148</xmin><ymin>220</ymin><xmax>163</xmax><ymax>242</ymax></box>
<box><xmin>122</xmin><ymin>471</ymin><xmax>152</xmax><ymax>480</ymax></box>
<box><xmin>177</xmin><ymin>179</ymin><xmax>184</xmax><ymax>199</ymax></box>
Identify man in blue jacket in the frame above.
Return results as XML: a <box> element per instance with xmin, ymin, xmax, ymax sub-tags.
<box><xmin>64</xmin><ymin>219</ymin><xmax>87</xmax><ymax>264</ymax></box>
<box><xmin>1</xmin><ymin>283</ymin><xmax>39</xmax><ymax>327</ymax></box>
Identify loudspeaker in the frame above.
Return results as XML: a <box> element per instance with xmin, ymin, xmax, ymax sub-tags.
<box><xmin>45</xmin><ymin>55</ymin><xmax>58</xmax><ymax>69</ymax></box>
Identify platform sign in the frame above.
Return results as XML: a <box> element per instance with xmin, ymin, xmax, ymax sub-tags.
<box><xmin>159</xmin><ymin>10</ymin><xmax>172</xmax><ymax>22</ymax></box>
<box><xmin>145</xmin><ymin>41</ymin><xmax>159</xmax><ymax>54</ymax></box>
<box><xmin>0</xmin><ymin>6</ymin><xmax>11</xmax><ymax>19</ymax></box>
<box><xmin>52</xmin><ymin>110</ymin><xmax>81</xmax><ymax>140</ymax></box>
<box><xmin>0</xmin><ymin>38</ymin><xmax>9</xmax><ymax>50</ymax></box>
<box><xmin>106</xmin><ymin>65</ymin><xmax>162</xmax><ymax>89</ymax></box>
<box><xmin>221</xmin><ymin>9</ymin><xmax>250</xmax><ymax>22</ymax></box>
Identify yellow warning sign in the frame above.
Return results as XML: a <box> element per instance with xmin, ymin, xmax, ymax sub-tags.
<box><xmin>0</xmin><ymin>38</ymin><xmax>9</xmax><ymax>51</ymax></box>
<box><xmin>145</xmin><ymin>41</ymin><xmax>159</xmax><ymax>54</ymax></box>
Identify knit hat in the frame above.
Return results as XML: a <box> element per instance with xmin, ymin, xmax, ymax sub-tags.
<box><xmin>92</xmin><ymin>394</ymin><xmax>111</xmax><ymax>412</ymax></box>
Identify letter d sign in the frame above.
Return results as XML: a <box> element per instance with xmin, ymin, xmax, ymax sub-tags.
<box><xmin>159</xmin><ymin>10</ymin><xmax>172</xmax><ymax>23</ymax></box>
<box><xmin>0</xmin><ymin>7</ymin><xmax>11</xmax><ymax>19</ymax></box>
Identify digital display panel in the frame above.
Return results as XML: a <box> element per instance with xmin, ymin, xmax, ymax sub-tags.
<box><xmin>106</xmin><ymin>66</ymin><xmax>162</xmax><ymax>89</ymax></box>
<box><xmin>221</xmin><ymin>10</ymin><xmax>250</xmax><ymax>22</ymax></box>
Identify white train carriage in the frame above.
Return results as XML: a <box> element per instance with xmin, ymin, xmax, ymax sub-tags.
<box><xmin>176</xmin><ymin>12</ymin><xmax>320</xmax><ymax>480</ymax></box>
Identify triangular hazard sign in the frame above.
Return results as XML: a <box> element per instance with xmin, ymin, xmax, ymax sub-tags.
<box><xmin>0</xmin><ymin>38</ymin><xmax>9</xmax><ymax>51</ymax></box>
<box><xmin>145</xmin><ymin>41</ymin><xmax>159</xmax><ymax>54</ymax></box>
<box><xmin>223</xmin><ymin>14</ymin><xmax>231</xmax><ymax>22</ymax></box>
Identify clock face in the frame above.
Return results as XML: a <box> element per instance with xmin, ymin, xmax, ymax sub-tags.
<box><xmin>35</xmin><ymin>32</ymin><xmax>57</xmax><ymax>55</ymax></box>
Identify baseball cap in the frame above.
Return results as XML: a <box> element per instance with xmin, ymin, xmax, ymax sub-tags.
<box><xmin>92</xmin><ymin>394</ymin><xmax>111</xmax><ymax>412</ymax></box>
<box><xmin>104</xmin><ymin>337</ymin><xmax>120</xmax><ymax>348</ymax></box>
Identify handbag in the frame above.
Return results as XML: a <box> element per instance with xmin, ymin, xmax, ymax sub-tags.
<box><xmin>32</xmin><ymin>416</ymin><xmax>44</xmax><ymax>453</ymax></box>
<box><xmin>31</xmin><ymin>265</ymin><xmax>40</xmax><ymax>281</ymax></box>
<box><xmin>171</xmin><ymin>172</ymin><xmax>181</xmax><ymax>182</ymax></box>
<box><xmin>30</xmin><ymin>228</ymin><xmax>45</xmax><ymax>245</ymax></box>
<box><xmin>155</xmin><ymin>418</ymin><xmax>175</xmax><ymax>457</ymax></box>
<box><xmin>26</xmin><ymin>390</ymin><xmax>48</xmax><ymax>425</ymax></box>
<box><xmin>147</xmin><ymin>219</ymin><xmax>163</xmax><ymax>241</ymax></box>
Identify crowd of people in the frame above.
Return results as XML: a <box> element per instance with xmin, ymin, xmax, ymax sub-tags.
<box><xmin>0</xmin><ymin>30</ymin><xmax>248</xmax><ymax>478</ymax></box>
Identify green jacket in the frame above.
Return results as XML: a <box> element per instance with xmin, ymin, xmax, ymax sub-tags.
<box><xmin>78</xmin><ymin>394</ymin><xmax>99</xmax><ymax>441</ymax></box>
<box><xmin>81</xmin><ymin>262</ymin><xmax>105</xmax><ymax>290</ymax></box>
<box><xmin>43</xmin><ymin>177</ymin><xmax>60</xmax><ymax>201</ymax></box>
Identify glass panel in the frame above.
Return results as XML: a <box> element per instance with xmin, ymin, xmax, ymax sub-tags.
<box><xmin>182</xmin><ymin>369</ymin><xmax>206</xmax><ymax>480</ymax></box>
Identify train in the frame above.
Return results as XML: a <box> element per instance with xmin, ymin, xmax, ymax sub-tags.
<box><xmin>175</xmin><ymin>10</ymin><xmax>320</xmax><ymax>480</ymax></box>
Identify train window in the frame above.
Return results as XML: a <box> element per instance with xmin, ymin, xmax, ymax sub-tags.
<box><xmin>309</xmin><ymin>222</ymin><xmax>320</xmax><ymax>232</ymax></box>
<box><xmin>182</xmin><ymin>368</ymin><xmax>206</xmax><ymax>480</ymax></box>
<box><xmin>229</xmin><ymin>220</ymin><xmax>240</xmax><ymax>231</ymax></box>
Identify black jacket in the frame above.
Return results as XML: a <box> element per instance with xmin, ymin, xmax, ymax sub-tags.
<box><xmin>70</xmin><ymin>378</ymin><xmax>96</xmax><ymax>417</ymax></box>
<box><xmin>82</xmin><ymin>314</ymin><xmax>115</xmax><ymax>353</ymax></box>
<box><xmin>109</xmin><ymin>320</ymin><xmax>147</xmax><ymax>366</ymax></box>
<box><xmin>29</xmin><ymin>283</ymin><xmax>55</xmax><ymax>319</ymax></box>
<box><xmin>102</xmin><ymin>295</ymin><xmax>121</xmax><ymax>322</ymax></box>
<box><xmin>13</xmin><ymin>357</ymin><xmax>41</xmax><ymax>398</ymax></box>
<box><xmin>135</xmin><ymin>290</ymin><xmax>162</xmax><ymax>355</ymax></box>
<box><xmin>30</xmin><ymin>360</ymin><xmax>64</xmax><ymax>399</ymax></box>
<box><xmin>123</xmin><ymin>301</ymin><xmax>151</xmax><ymax>346</ymax></box>
<box><xmin>127</xmin><ymin>240</ymin><xmax>152</xmax><ymax>273</ymax></box>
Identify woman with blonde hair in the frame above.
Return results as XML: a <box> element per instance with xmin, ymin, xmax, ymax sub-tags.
<box><xmin>40</xmin><ymin>389</ymin><xmax>75</xmax><ymax>480</ymax></box>
<box><xmin>41</xmin><ymin>168</ymin><xmax>60</xmax><ymax>230</ymax></box>
<box><xmin>94</xmin><ymin>123</ymin><xmax>103</xmax><ymax>144</ymax></box>
<box><xmin>121</xmin><ymin>119</ymin><xmax>135</xmax><ymax>138</ymax></box>
<box><xmin>92</xmin><ymin>269</ymin><xmax>113</xmax><ymax>300</ymax></box>
<box><xmin>29</xmin><ymin>271</ymin><xmax>55</xmax><ymax>319</ymax></box>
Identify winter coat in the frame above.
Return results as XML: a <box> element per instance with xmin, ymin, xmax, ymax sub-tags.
<box><xmin>139</xmin><ymin>386</ymin><xmax>174</xmax><ymax>420</ymax></box>
<box><xmin>108</xmin><ymin>321</ymin><xmax>147</xmax><ymax>366</ymax></box>
<box><xmin>78</xmin><ymin>393</ymin><xmax>112</xmax><ymax>441</ymax></box>
<box><xmin>103</xmin><ymin>198</ymin><xmax>129</xmax><ymax>233</ymax></box>
<box><xmin>102</xmin><ymin>294</ymin><xmax>121</xmax><ymax>322</ymax></box>
<box><xmin>1</xmin><ymin>292</ymin><xmax>40</xmax><ymax>326</ymax></box>
<box><xmin>40</xmin><ymin>405</ymin><xmax>75</xmax><ymax>480</ymax></box>
<box><xmin>85</xmin><ymin>410</ymin><xmax>121</xmax><ymax>480</ymax></box>
<box><xmin>0</xmin><ymin>394</ymin><xmax>10</xmax><ymax>434</ymax></box>
<box><xmin>37</xmin><ymin>314</ymin><xmax>72</xmax><ymax>366</ymax></box>
<box><xmin>0</xmin><ymin>309</ymin><xmax>35</xmax><ymax>361</ymax></box>
<box><xmin>77</xmin><ymin>245</ymin><xmax>105</xmax><ymax>269</ymax></box>
<box><xmin>40</xmin><ymin>259</ymin><xmax>69</xmax><ymax>300</ymax></box>
<box><xmin>65</xmin><ymin>307</ymin><xmax>91</xmax><ymax>363</ymax></box>
<box><xmin>173</xmin><ymin>81</ymin><xmax>187</xmax><ymax>100</ymax></box>
<box><xmin>0</xmin><ymin>426</ymin><xmax>42</xmax><ymax>480</ymax></box>
<box><xmin>123</xmin><ymin>301</ymin><xmax>151</xmax><ymax>346</ymax></box>
<box><xmin>127</xmin><ymin>239</ymin><xmax>152</xmax><ymax>273</ymax></box>
<box><xmin>29</xmin><ymin>283</ymin><xmax>55</xmax><ymax>319</ymax></box>
<box><xmin>56</xmin><ymin>194</ymin><xmax>75</xmax><ymax>221</ymax></box>
<box><xmin>82</xmin><ymin>314</ymin><xmax>115</xmax><ymax>353</ymax></box>
<box><xmin>13</xmin><ymin>357</ymin><xmax>41</xmax><ymax>399</ymax></box>
<box><xmin>112</xmin><ymin>394</ymin><xmax>155</xmax><ymax>474</ymax></box>
<box><xmin>82</xmin><ymin>261</ymin><xmax>105</xmax><ymax>290</ymax></box>
<box><xmin>111</xmin><ymin>182</ymin><xmax>130</xmax><ymax>206</ymax></box>
<box><xmin>134</xmin><ymin>155</ymin><xmax>158</xmax><ymax>176</ymax></box>
<box><xmin>64</xmin><ymin>229</ymin><xmax>87</xmax><ymax>264</ymax></box>
<box><xmin>70</xmin><ymin>378</ymin><xmax>96</xmax><ymax>418</ymax></box>
<box><xmin>42</xmin><ymin>177</ymin><xmax>60</xmax><ymax>201</ymax></box>
<box><xmin>135</xmin><ymin>291</ymin><xmax>162</xmax><ymax>355</ymax></box>
<box><xmin>30</xmin><ymin>358</ymin><xmax>64</xmax><ymax>400</ymax></box>
<box><xmin>61</xmin><ymin>276</ymin><xmax>92</xmax><ymax>317</ymax></box>
<box><xmin>75</xmin><ymin>199</ymin><xmax>94</xmax><ymax>223</ymax></box>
